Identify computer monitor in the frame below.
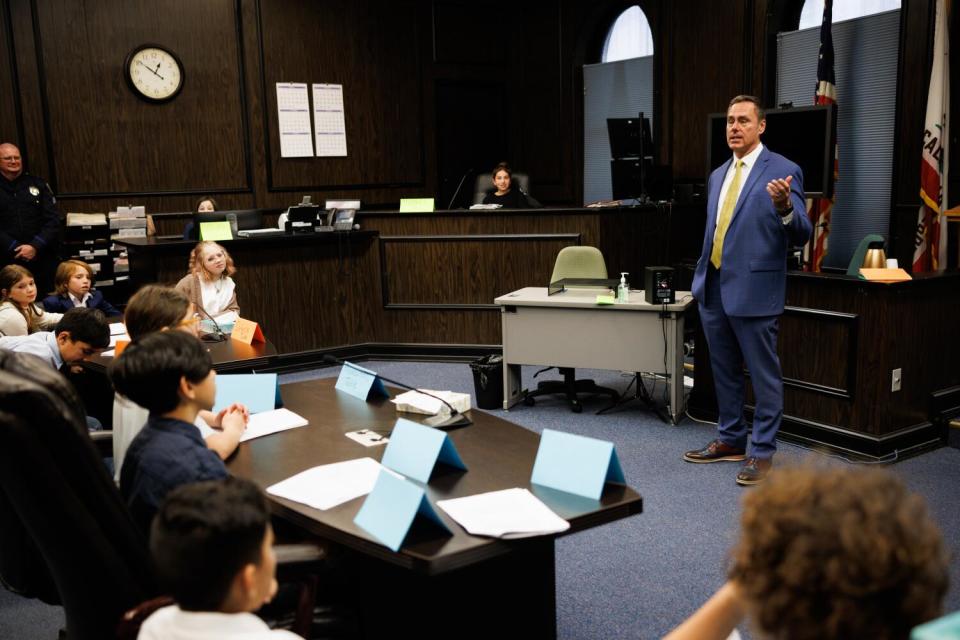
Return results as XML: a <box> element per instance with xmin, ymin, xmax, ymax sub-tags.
<box><xmin>192</xmin><ymin>209</ymin><xmax>264</xmax><ymax>240</ymax></box>
<box><xmin>706</xmin><ymin>104</ymin><xmax>836</xmax><ymax>198</ymax></box>
<box><xmin>607</xmin><ymin>114</ymin><xmax>653</xmax><ymax>160</ymax></box>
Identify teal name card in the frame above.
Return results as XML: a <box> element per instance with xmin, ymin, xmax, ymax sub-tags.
<box><xmin>380</xmin><ymin>418</ymin><xmax>467</xmax><ymax>483</ymax></box>
<box><xmin>354</xmin><ymin>470</ymin><xmax>450</xmax><ymax>552</ymax></box>
<box><xmin>213</xmin><ymin>373</ymin><xmax>282</xmax><ymax>414</ymax></box>
<box><xmin>530</xmin><ymin>429</ymin><xmax>625</xmax><ymax>500</ymax></box>
<box><xmin>335</xmin><ymin>361</ymin><xmax>389</xmax><ymax>401</ymax></box>
<box><xmin>912</xmin><ymin>611</ymin><xmax>960</xmax><ymax>640</ymax></box>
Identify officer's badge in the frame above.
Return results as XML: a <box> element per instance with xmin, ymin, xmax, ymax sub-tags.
<box><xmin>29</xmin><ymin>186</ymin><xmax>39</xmax><ymax>196</ymax></box>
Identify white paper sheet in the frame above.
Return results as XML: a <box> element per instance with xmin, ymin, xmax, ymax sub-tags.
<box><xmin>276</xmin><ymin>82</ymin><xmax>314</xmax><ymax>157</ymax></box>
<box><xmin>266</xmin><ymin>457</ymin><xmax>401</xmax><ymax>510</ymax></box>
<box><xmin>109</xmin><ymin>323</ymin><xmax>127</xmax><ymax>336</ymax></box>
<box><xmin>239</xmin><ymin>408</ymin><xmax>308</xmax><ymax>443</ymax></box>
<box><xmin>390</xmin><ymin>389</ymin><xmax>471</xmax><ymax>416</ymax></box>
<box><xmin>312</xmin><ymin>83</ymin><xmax>347</xmax><ymax>157</ymax></box>
<box><xmin>437</xmin><ymin>488</ymin><xmax>570</xmax><ymax>539</ymax></box>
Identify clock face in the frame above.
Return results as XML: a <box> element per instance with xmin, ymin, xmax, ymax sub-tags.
<box><xmin>125</xmin><ymin>46</ymin><xmax>184</xmax><ymax>102</ymax></box>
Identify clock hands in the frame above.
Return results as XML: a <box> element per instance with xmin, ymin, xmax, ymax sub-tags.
<box><xmin>135</xmin><ymin>59</ymin><xmax>165</xmax><ymax>81</ymax></box>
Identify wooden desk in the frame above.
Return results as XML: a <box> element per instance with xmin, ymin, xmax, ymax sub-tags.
<box><xmin>228</xmin><ymin>378</ymin><xmax>642</xmax><ymax>637</ymax></box>
<box><xmin>496</xmin><ymin>287</ymin><xmax>693</xmax><ymax>423</ymax></box>
<box><xmin>88</xmin><ymin>334</ymin><xmax>278</xmax><ymax>375</ymax></box>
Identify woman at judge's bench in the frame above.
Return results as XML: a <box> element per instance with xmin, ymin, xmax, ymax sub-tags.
<box><xmin>174</xmin><ymin>241</ymin><xmax>239</xmax><ymax>326</ymax></box>
<box><xmin>481</xmin><ymin>162</ymin><xmax>540</xmax><ymax>208</ymax></box>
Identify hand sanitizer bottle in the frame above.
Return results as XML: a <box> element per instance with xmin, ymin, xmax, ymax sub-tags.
<box><xmin>617</xmin><ymin>272</ymin><xmax>629</xmax><ymax>303</ymax></box>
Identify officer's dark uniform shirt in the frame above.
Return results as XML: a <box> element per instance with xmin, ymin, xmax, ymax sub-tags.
<box><xmin>0</xmin><ymin>172</ymin><xmax>61</xmax><ymax>260</ymax></box>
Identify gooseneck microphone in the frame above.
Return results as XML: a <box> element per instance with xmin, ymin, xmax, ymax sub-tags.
<box><xmin>446</xmin><ymin>168</ymin><xmax>473</xmax><ymax>210</ymax></box>
<box><xmin>322</xmin><ymin>355</ymin><xmax>471</xmax><ymax>428</ymax></box>
<box><xmin>195</xmin><ymin>305</ymin><xmax>227</xmax><ymax>343</ymax></box>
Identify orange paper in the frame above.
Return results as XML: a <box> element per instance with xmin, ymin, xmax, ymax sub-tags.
<box><xmin>858</xmin><ymin>268</ymin><xmax>912</xmax><ymax>283</ymax></box>
<box><xmin>114</xmin><ymin>339</ymin><xmax>130</xmax><ymax>356</ymax></box>
<box><xmin>231</xmin><ymin>317</ymin><xmax>265</xmax><ymax>344</ymax></box>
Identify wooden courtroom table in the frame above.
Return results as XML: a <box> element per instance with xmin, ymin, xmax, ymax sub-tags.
<box><xmin>228</xmin><ymin>377</ymin><xmax>643</xmax><ymax>638</ymax></box>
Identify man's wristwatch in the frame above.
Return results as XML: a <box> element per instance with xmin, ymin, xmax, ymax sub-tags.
<box><xmin>778</xmin><ymin>202</ymin><xmax>793</xmax><ymax>218</ymax></box>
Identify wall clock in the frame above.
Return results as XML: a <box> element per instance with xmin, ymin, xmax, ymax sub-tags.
<box><xmin>124</xmin><ymin>44</ymin><xmax>184</xmax><ymax>103</ymax></box>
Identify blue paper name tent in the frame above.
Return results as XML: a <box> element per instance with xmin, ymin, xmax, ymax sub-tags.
<box><xmin>530</xmin><ymin>429</ymin><xmax>625</xmax><ymax>500</ymax></box>
<box><xmin>335</xmin><ymin>361</ymin><xmax>390</xmax><ymax>401</ymax></box>
<box><xmin>380</xmin><ymin>418</ymin><xmax>467</xmax><ymax>484</ymax></box>
<box><xmin>212</xmin><ymin>373</ymin><xmax>282</xmax><ymax>414</ymax></box>
<box><xmin>353</xmin><ymin>470</ymin><xmax>450</xmax><ymax>552</ymax></box>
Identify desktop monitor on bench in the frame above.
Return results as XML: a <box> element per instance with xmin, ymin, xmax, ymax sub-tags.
<box><xmin>192</xmin><ymin>209</ymin><xmax>264</xmax><ymax>240</ymax></box>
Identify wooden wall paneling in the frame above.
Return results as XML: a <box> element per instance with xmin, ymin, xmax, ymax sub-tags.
<box><xmin>889</xmin><ymin>0</ymin><xmax>933</xmax><ymax>259</ymax></box>
<box><xmin>432</xmin><ymin>0</ymin><xmax>507</xmax><ymax>65</ymax></box>
<box><xmin>669</xmin><ymin>0</ymin><xmax>749</xmax><ymax>181</ymax></box>
<box><xmin>379</xmin><ymin>234</ymin><xmax>580</xmax><ymax>307</ymax></box>
<box><xmin>7</xmin><ymin>0</ymin><xmax>48</xmax><ymax>180</ymax></box>
<box><xmin>0</xmin><ymin>0</ymin><xmax>24</xmax><ymax>146</ymax></box>
<box><xmin>32</xmin><ymin>0</ymin><xmax>248</xmax><ymax>198</ymax></box>
<box><xmin>515</xmin><ymin>3</ymin><xmax>567</xmax><ymax>202</ymax></box>
<box><xmin>258</xmin><ymin>0</ymin><xmax>424</xmax><ymax>193</ymax></box>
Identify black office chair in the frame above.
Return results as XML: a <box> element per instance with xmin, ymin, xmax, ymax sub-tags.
<box><xmin>0</xmin><ymin>351</ymin><xmax>325</xmax><ymax>640</ymax></box>
<box><xmin>472</xmin><ymin>171</ymin><xmax>533</xmax><ymax>205</ymax></box>
<box><xmin>522</xmin><ymin>246</ymin><xmax>621</xmax><ymax>413</ymax></box>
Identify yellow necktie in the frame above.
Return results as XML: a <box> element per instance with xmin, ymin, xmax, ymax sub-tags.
<box><xmin>710</xmin><ymin>160</ymin><xmax>744</xmax><ymax>269</ymax></box>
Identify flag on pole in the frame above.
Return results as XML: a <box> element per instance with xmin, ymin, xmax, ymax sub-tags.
<box><xmin>804</xmin><ymin>0</ymin><xmax>837</xmax><ymax>272</ymax></box>
<box><xmin>913</xmin><ymin>0</ymin><xmax>950</xmax><ymax>272</ymax></box>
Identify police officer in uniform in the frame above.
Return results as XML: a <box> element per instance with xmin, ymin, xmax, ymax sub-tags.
<box><xmin>0</xmin><ymin>143</ymin><xmax>61</xmax><ymax>295</ymax></box>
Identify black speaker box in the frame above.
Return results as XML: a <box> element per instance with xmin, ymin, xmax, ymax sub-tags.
<box><xmin>644</xmin><ymin>266</ymin><xmax>675</xmax><ymax>304</ymax></box>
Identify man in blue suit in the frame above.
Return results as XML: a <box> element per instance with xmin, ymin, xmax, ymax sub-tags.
<box><xmin>685</xmin><ymin>95</ymin><xmax>812</xmax><ymax>485</ymax></box>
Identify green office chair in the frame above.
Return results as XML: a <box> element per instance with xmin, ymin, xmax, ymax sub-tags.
<box><xmin>523</xmin><ymin>246</ymin><xmax>621</xmax><ymax>413</ymax></box>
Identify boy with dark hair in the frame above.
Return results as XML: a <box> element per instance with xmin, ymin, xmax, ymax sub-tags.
<box><xmin>110</xmin><ymin>330</ymin><xmax>244</xmax><ymax>534</ymax></box>
<box><xmin>0</xmin><ymin>306</ymin><xmax>110</xmax><ymax>369</ymax></box>
<box><xmin>138</xmin><ymin>477</ymin><xmax>297</xmax><ymax>639</ymax></box>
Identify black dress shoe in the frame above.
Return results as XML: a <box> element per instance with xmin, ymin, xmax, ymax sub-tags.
<box><xmin>735</xmin><ymin>457</ymin><xmax>773</xmax><ymax>486</ymax></box>
<box><xmin>683</xmin><ymin>439</ymin><xmax>747</xmax><ymax>463</ymax></box>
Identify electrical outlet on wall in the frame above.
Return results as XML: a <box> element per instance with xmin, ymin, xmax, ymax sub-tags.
<box><xmin>891</xmin><ymin>368</ymin><xmax>902</xmax><ymax>392</ymax></box>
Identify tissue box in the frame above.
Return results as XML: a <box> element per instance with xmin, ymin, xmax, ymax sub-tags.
<box><xmin>391</xmin><ymin>389</ymin><xmax>471</xmax><ymax>416</ymax></box>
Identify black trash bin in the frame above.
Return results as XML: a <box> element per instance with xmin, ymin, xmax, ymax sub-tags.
<box><xmin>470</xmin><ymin>355</ymin><xmax>503</xmax><ymax>410</ymax></box>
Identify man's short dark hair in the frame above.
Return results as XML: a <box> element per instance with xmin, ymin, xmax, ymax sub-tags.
<box><xmin>150</xmin><ymin>477</ymin><xmax>270</xmax><ymax>611</ymax></box>
<box><xmin>109</xmin><ymin>330</ymin><xmax>212</xmax><ymax>414</ymax></box>
<box><xmin>728</xmin><ymin>94</ymin><xmax>765</xmax><ymax>121</ymax></box>
<box><xmin>55</xmin><ymin>307</ymin><xmax>110</xmax><ymax>349</ymax></box>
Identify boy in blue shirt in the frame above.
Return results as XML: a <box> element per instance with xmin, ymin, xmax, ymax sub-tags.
<box><xmin>110</xmin><ymin>330</ymin><xmax>246</xmax><ymax>534</ymax></box>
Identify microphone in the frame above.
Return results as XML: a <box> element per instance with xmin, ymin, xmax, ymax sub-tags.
<box><xmin>195</xmin><ymin>304</ymin><xmax>227</xmax><ymax>342</ymax></box>
<box><xmin>446</xmin><ymin>168</ymin><xmax>473</xmax><ymax>210</ymax></box>
<box><xmin>322</xmin><ymin>355</ymin><xmax>471</xmax><ymax>429</ymax></box>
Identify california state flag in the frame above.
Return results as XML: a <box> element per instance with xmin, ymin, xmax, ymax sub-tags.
<box><xmin>913</xmin><ymin>0</ymin><xmax>949</xmax><ymax>272</ymax></box>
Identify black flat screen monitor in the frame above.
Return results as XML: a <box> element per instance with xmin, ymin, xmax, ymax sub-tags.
<box><xmin>287</xmin><ymin>204</ymin><xmax>321</xmax><ymax>224</ymax></box>
<box><xmin>192</xmin><ymin>209</ymin><xmax>264</xmax><ymax>240</ymax></box>
<box><xmin>607</xmin><ymin>114</ymin><xmax>653</xmax><ymax>159</ymax></box>
<box><xmin>706</xmin><ymin>104</ymin><xmax>836</xmax><ymax>198</ymax></box>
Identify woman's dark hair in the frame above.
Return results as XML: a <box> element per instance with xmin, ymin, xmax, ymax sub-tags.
<box><xmin>194</xmin><ymin>196</ymin><xmax>219</xmax><ymax>212</ymax></box>
<box><xmin>110</xmin><ymin>330</ymin><xmax>212</xmax><ymax>414</ymax></box>
<box><xmin>151</xmin><ymin>477</ymin><xmax>270</xmax><ymax>611</ymax></box>
<box><xmin>491</xmin><ymin>161</ymin><xmax>512</xmax><ymax>178</ymax></box>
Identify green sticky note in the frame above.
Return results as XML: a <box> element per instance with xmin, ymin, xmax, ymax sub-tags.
<box><xmin>199</xmin><ymin>221</ymin><xmax>233</xmax><ymax>241</ymax></box>
<box><xmin>399</xmin><ymin>198</ymin><xmax>435</xmax><ymax>213</ymax></box>
<box><xmin>596</xmin><ymin>295</ymin><xmax>615</xmax><ymax>305</ymax></box>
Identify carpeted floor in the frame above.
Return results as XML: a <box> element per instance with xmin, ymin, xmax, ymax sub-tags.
<box><xmin>2</xmin><ymin>360</ymin><xmax>958</xmax><ymax>639</ymax></box>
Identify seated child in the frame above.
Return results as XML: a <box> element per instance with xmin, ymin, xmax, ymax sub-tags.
<box><xmin>113</xmin><ymin>284</ymin><xmax>247</xmax><ymax>481</ymax></box>
<box><xmin>110</xmin><ymin>330</ymin><xmax>246</xmax><ymax>534</ymax></box>
<box><xmin>138</xmin><ymin>477</ymin><xmax>299</xmax><ymax>639</ymax></box>
<box><xmin>664</xmin><ymin>465</ymin><xmax>949</xmax><ymax>640</ymax></box>
<box><xmin>41</xmin><ymin>259</ymin><xmax>120</xmax><ymax>316</ymax></box>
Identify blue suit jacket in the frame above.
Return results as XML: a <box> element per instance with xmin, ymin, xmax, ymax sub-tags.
<box><xmin>691</xmin><ymin>147</ymin><xmax>812</xmax><ymax>317</ymax></box>
<box><xmin>41</xmin><ymin>290</ymin><xmax>120</xmax><ymax>317</ymax></box>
